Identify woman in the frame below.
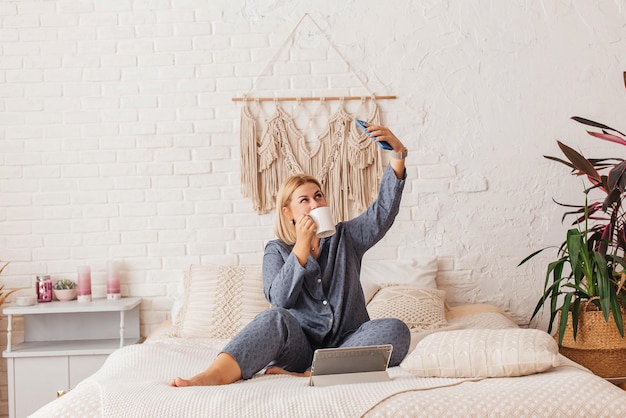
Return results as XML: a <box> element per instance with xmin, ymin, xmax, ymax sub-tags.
<box><xmin>171</xmin><ymin>123</ymin><xmax>409</xmax><ymax>386</ymax></box>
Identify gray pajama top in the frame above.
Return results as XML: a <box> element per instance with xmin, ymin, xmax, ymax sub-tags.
<box><xmin>262</xmin><ymin>164</ymin><xmax>406</xmax><ymax>348</ymax></box>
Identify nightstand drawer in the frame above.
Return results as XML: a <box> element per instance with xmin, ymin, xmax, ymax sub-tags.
<box><xmin>70</xmin><ymin>354</ymin><xmax>108</xmax><ymax>385</ymax></box>
<box><xmin>12</xmin><ymin>357</ymin><xmax>68</xmax><ymax>418</ymax></box>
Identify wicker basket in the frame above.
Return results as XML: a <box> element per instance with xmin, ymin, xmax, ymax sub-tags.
<box><xmin>558</xmin><ymin>310</ymin><xmax>626</xmax><ymax>378</ymax></box>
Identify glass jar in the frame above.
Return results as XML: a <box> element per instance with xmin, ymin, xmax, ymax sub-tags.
<box><xmin>36</xmin><ymin>275</ymin><xmax>52</xmax><ymax>303</ymax></box>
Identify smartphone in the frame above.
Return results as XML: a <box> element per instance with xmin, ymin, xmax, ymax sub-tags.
<box><xmin>355</xmin><ymin>120</ymin><xmax>393</xmax><ymax>150</ymax></box>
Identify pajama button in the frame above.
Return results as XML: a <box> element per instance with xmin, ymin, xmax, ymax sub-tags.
<box><xmin>322</xmin><ymin>300</ymin><xmax>328</xmax><ymax>305</ymax></box>
<box><xmin>317</xmin><ymin>279</ymin><xmax>321</xmax><ymax>284</ymax></box>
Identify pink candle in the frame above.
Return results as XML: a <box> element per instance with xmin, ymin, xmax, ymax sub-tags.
<box><xmin>106</xmin><ymin>261</ymin><xmax>121</xmax><ymax>300</ymax></box>
<box><xmin>77</xmin><ymin>265</ymin><xmax>92</xmax><ymax>302</ymax></box>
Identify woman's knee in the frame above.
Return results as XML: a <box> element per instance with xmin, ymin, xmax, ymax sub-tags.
<box><xmin>391</xmin><ymin>318</ymin><xmax>410</xmax><ymax>341</ymax></box>
<box><xmin>390</xmin><ymin>319</ymin><xmax>410</xmax><ymax>365</ymax></box>
<box><xmin>257</xmin><ymin>306</ymin><xmax>287</xmax><ymax>319</ymax></box>
<box><xmin>257</xmin><ymin>307</ymin><xmax>294</xmax><ymax>324</ymax></box>
<box><xmin>372</xmin><ymin>318</ymin><xmax>410</xmax><ymax>366</ymax></box>
<box><xmin>370</xmin><ymin>317</ymin><xmax>410</xmax><ymax>340</ymax></box>
<box><xmin>253</xmin><ymin>307</ymin><xmax>300</xmax><ymax>335</ymax></box>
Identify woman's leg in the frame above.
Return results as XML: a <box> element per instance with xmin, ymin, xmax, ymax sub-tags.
<box><xmin>170</xmin><ymin>352</ymin><xmax>241</xmax><ymax>387</ymax></box>
<box><xmin>339</xmin><ymin>318</ymin><xmax>410</xmax><ymax>366</ymax></box>
<box><xmin>224</xmin><ymin>307</ymin><xmax>314</xmax><ymax>379</ymax></box>
<box><xmin>171</xmin><ymin>307</ymin><xmax>313</xmax><ymax>386</ymax></box>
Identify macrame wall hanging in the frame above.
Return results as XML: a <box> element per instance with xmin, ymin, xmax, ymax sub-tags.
<box><xmin>233</xmin><ymin>13</ymin><xmax>396</xmax><ymax>222</ymax></box>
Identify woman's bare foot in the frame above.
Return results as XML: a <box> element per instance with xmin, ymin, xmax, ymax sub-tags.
<box><xmin>264</xmin><ymin>366</ymin><xmax>311</xmax><ymax>378</ymax></box>
<box><xmin>170</xmin><ymin>353</ymin><xmax>242</xmax><ymax>387</ymax></box>
<box><xmin>170</xmin><ymin>371</ymin><xmax>225</xmax><ymax>387</ymax></box>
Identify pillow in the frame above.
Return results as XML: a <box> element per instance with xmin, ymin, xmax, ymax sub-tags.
<box><xmin>360</xmin><ymin>279</ymin><xmax>382</xmax><ymax>305</ymax></box>
<box><xmin>401</xmin><ymin>328</ymin><xmax>560</xmax><ymax>378</ymax></box>
<box><xmin>366</xmin><ymin>285</ymin><xmax>447</xmax><ymax>332</ymax></box>
<box><xmin>172</xmin><ymin>264</ymin><xmax>270</xmax><ymax>339</ymax></box>
<box><xmin>360</xmin><ymin>257</ymin><xmax>438</xmax><ymax>303</ymax></box>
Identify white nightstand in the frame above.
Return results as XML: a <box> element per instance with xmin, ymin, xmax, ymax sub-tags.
<box><xmin>2</xmin><ymin>297</ymin><xmax>142</xmax><ymax>418</ymax></box>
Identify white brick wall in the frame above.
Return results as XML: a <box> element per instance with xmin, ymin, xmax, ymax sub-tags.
<box><xmin>1</xmin><ymin>1</ymin><xmax>626</xmax><ymax>415</ymax></box>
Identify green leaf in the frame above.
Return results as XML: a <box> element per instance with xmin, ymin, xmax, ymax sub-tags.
<box><xmin>571</xmin><ymin>297</ymin><xmax>579</xmax><ymax>341</ymax></box>
<box><xmin>593</xmin><ymin>251</ymin><xmax>611</xmax><ymax>315</ymax></box>
<box><xmin>531</xmin><ymin>265</ymin><xmax>566</xmax><ymax>323</ymax></box>
<box><xmin>517</xmin><ymin>247</ymin><xmax>551</xmax><ymax>267</ymax></box>
<box><xmin>558</xmin><ymin>293</ymin><xmax>574</xmax><ymax>345</ymax></box>
<box><xmin>566</xmin><ymin>229</ymin><xmax>590</xmax><ymax>284</ymax></box>
<box><xmin>610</xmin><ymin>296</ymin><xmax>625</xmax><ymax>337</ymax></box>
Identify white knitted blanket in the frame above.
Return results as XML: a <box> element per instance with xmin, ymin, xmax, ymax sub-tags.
<box><xmin>72</xmin><ymin>338</ymin><xmax>481</xmax><ymax>418</ymax></box>
<box><xmin>29</xmin><ymin>311</ymin><xmax>626</xmax><ymax>418</ymax></box>
<box><xmin>30</xmin><ymin>335</ymin><xmax>477</xmax><ymax>418</ymax></box>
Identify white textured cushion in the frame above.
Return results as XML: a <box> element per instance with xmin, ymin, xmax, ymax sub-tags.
<box><xmin>360</xmin><ymin>279</ymin><xmax>382</xmax><ymax>305</ymax></box>
<box><xmin>360</xmin><ymin>257</ymin><xmax>438</xmax><ymax>303</ymax></box>
<box><xmin>401</xmin><ymin>328</ymin><xmax>560</xmax><ymax>378</ymax></box>
<box><xmin>366</xmin><ymin>285</ymin><xmax>447</xmax><ymax>332</ymax></box>
<box><xmin>172</xmin><ymin>264</ymin><xmax>270</xmax><ymax>339</ymax></box>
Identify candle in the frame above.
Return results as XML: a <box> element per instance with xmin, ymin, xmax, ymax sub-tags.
<box><xmin>106</xmin><ymin>261</ymin><xmax>121</xmax><ymax>300</ymax></box>
<box><xmin>77</xmin><ymin>265</ymin><xmax>92</xmax><ymax>302</ymax></box>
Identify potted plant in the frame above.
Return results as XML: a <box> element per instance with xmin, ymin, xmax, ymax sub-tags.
<box><xmin>53</xmin><ymin>279</ymin><xmax>78</xmax><ymax>301</ymax></box>
<box><xmin>519</xmin><ymin>73</ymin><xmax>626</xmax><ymax>377</ymax></box>
<box><xmin>0</xmin><ymin>261</ymin><xmax>19</xmax><ymax>305</ymax></box>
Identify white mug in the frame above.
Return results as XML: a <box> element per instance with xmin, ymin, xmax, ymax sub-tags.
<box><xmin>309</xmin><ymin>207</ymin><xmax>336</xmax><ymax>238</ymax></box>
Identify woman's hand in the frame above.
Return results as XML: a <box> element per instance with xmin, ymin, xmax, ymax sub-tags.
<box><xmin>365</xmin><ymin>124</ymin><xmax>406</xmax><ymax>153</ymax></box>
<box><xmin>294</xmin><ymin>214</ymin><xmax>317</xmax><ymax>243</ymax></box>
<box><xmin>365</xmin><ymin>124</ymin><xmax>407</xmax><ymax>179</ymax></box>
<box><xmin>292</xmin><ymin>214</ymin><xmax>317</xmax><ymax>266</ymax></box>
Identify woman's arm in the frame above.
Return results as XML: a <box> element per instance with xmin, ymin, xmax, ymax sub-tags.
<box><xmin>262</xmin><ymin>242</ymin><xmax>320</xmax><ymax>308</ymax></box>
<box><xmin>344</xmin><ymin>124</ymin><xmax>408</xmax><ymax>254</ymax></box>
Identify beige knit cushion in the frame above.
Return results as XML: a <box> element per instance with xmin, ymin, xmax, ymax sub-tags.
<box><xmin>366</xmin><ymin>285</ymin><xmax>447</xmax><ymax>332</ymax></box>
<box><xmin>402</xmin><ymin>328</ymin><xmax>561</xmax><ymax>378</ymax></box>
<box><xmin>172</xmin><ymin>264</ymin><xmax>270</xmax><ymax>339</ymax></box>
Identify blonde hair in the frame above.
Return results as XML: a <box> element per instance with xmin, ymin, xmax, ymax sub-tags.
<box><xmin>274</xmin><ymin>174</ymin><xmax>324</xmax><ymax>244</ymax></box>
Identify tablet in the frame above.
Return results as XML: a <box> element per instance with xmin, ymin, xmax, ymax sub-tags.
<box><xmin>309</xmin><ymin>344</ymin><xmax>393</xmax><ymax>387</ymax></box>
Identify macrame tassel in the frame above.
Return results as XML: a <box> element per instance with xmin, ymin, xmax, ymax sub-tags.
<box><xmin>238</xmin><ymin>101</ymin><xmax>384</xmax><ymax>222</ymax></box>
<box><xmin>273</xmin><ymin>108</ymin><xmax>305</xmax><ymax>176</ymax></box>
<box><xmin>258</xmin><ymin>165</ymin><xmax>279</xmax><ymax>214</ymax></box>
<box><xmin>258</xmin><ymin>123</ymin><xmax>280</xmax><ymax>214</ymax></box>
<box><xmin>346</xmin><ymin>107</ymin><xmax>382</xmax><ymax>213</ymax></box>
<box><xmin>258</xmin><ymin>126</ymin><xmax>279</xmax><ymax>172</ymax></box>
<box><xmin>239</xmin><ymin>105</ymin><xmax>262</xmax><ymax>213</ymax></box>
<box><xmin>325</xmin><ymin>149</ymin><xmax>348</xmax><ymax>221</ymax></box>
<box><xmin>322</xmin><ymin>111</ymin><xmax>351</xmax><ymax>221</ymax></box>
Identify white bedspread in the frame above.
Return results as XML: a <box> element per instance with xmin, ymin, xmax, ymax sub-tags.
<box><xmin>30</xmin><ymin>310</ymin><xmax>626</xmax><ymax>418</ymax></box>
<box><xmin>34</xmin><ymin>337</ymin><xmax>479</xmax><ymax>418</ymax></box>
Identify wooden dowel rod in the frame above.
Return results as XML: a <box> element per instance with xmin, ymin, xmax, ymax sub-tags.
<box><xmin>231</xmin><ymin>95</ymin><xmax>396</xmax><ymax>102</ymax></box>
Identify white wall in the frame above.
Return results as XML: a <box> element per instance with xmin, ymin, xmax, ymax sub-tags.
<box><xmin>1</xmin><ymin>0</ymin><xmax>625</xmax><ymax>413</ymax></box>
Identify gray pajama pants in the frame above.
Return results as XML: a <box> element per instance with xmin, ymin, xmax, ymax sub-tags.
<box><xmin>222</xmin><ymin>307</ymin><xmax>411</xmax><ymax>380</ymax></box>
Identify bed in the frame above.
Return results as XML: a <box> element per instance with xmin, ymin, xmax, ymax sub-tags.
<box><xmin>30</xmin><ymin>261</ymin><xmax>626</xmax><ymax>418</ymax></box>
